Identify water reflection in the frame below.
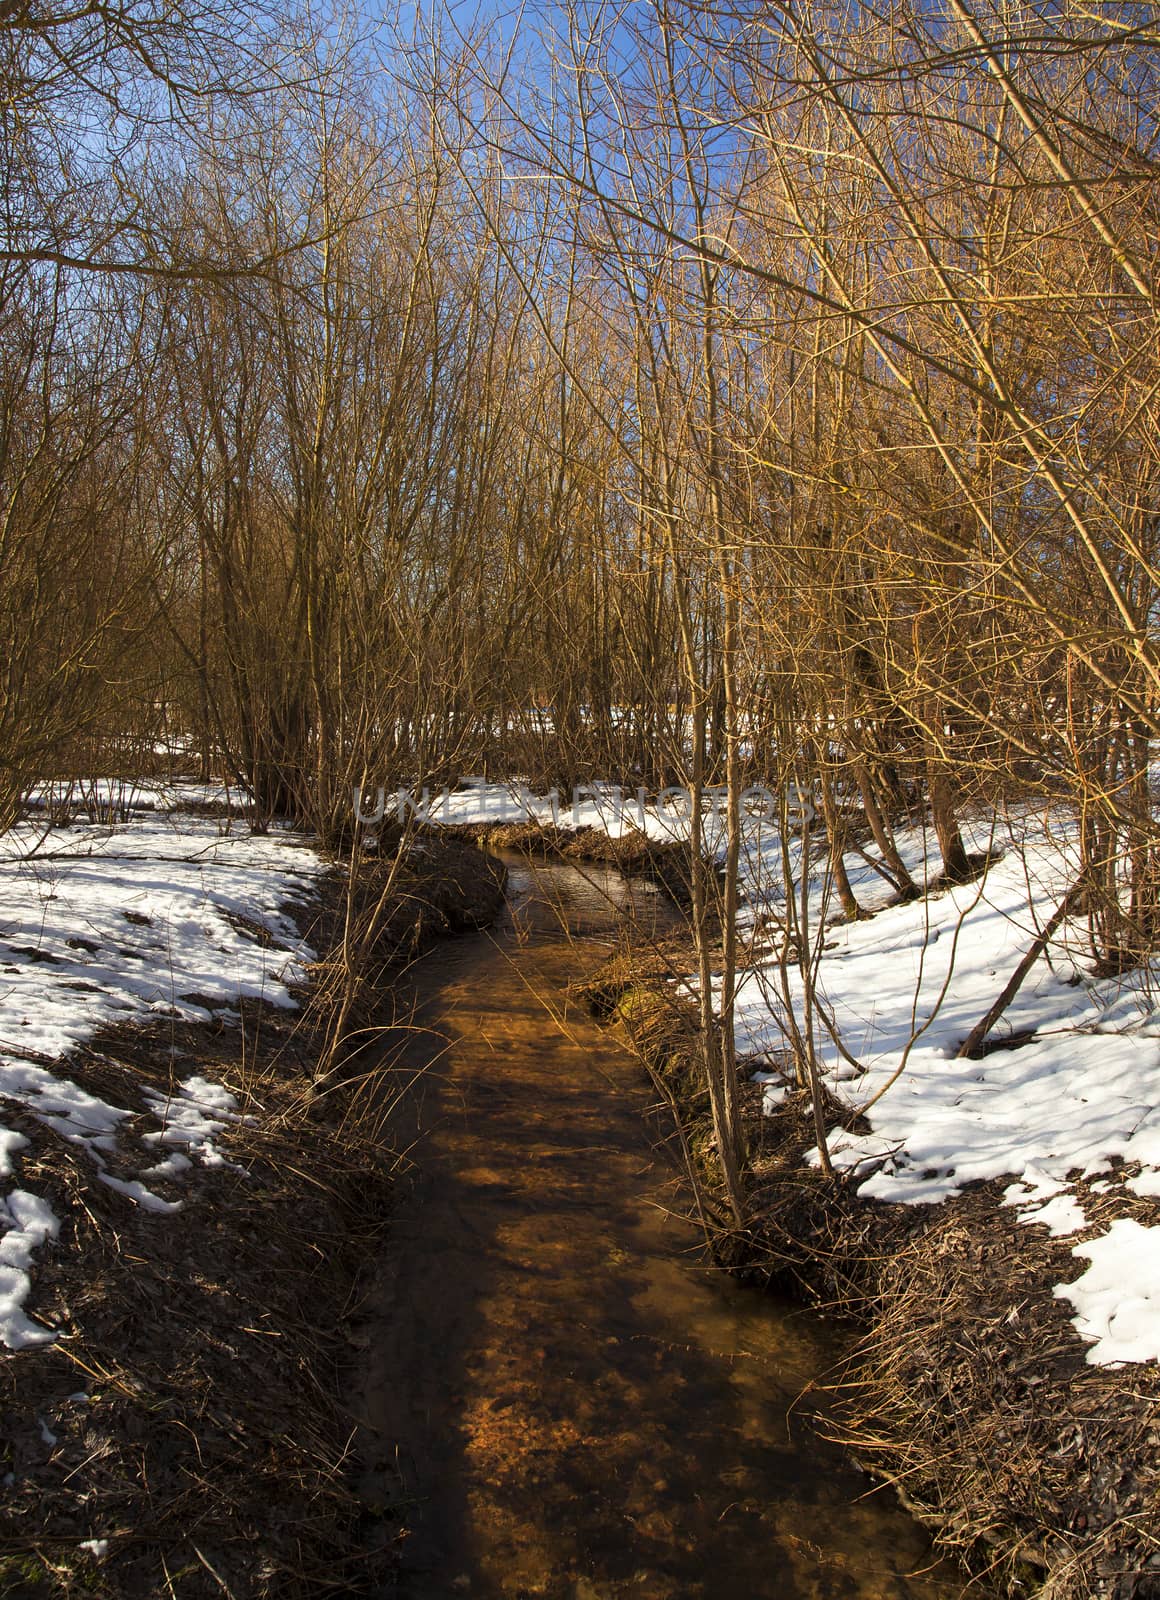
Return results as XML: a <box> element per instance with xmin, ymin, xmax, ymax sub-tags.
<box><xmin>502</xmin><ymin>858</ymin><xmax>668</xmax><ymax>942</ymax></box>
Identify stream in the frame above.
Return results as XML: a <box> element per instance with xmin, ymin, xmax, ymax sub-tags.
<box><xmin>355</xmin><ymin>856</ymin><xmax>961</xmax><ymax>1600</ymax></box>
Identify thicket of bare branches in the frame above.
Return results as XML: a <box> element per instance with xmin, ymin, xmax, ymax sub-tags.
<box><xmin>410</xmin><ymin>0</ymin><xmax>1155</xmax><ymax>1208</ymax></box>
<box><xmin>4</xmin><ymin>1</ymin><xmax>1160</xmax><ymax>1119</ymax></box>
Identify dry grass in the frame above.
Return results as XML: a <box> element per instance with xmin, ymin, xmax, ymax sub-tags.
<box><xmin>0</xmin><ymin>1002</ymin><xmax>393</xmax><ymax>1597</ymax></box>
<box><xmin>830</xmin><ymin>1183</ymin><xmax>1160</xmax><ymax>1600</ymax></box>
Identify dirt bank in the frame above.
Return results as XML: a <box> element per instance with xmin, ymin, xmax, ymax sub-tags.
<box><xmin>0</xmin><ymin>831</ymin><xmax>505</xmax><ymax>1600</ymax></box>
<box><xmin>369</xmin><ymin>829</ymin><xmax>509</xmax><ymax>952</ymax></box>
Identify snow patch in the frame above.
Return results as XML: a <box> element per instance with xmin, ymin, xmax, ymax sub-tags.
<box><xmin>142</xmin><ymin>1074</ymin><xmax>249</xmax><ymax>1173</ymax></box>
<box><xmin>1018</xmin><ymin>1192</ymin><xmax>1089</xmax><ymax>1238</ymax></box>
<box><xmin>1055</xmin><ymin>1220</ymin><xmax>1160</xmax><ymax>1365</ymax></box>
<box><xmin>0</xmin><ymin>1188</ymin><xmax>60</xmax><ymax>1348</ymax></box>
<box><xmin>0</xmin><ymin>808</ymin><xmax>324</xmax><ymax>1343</ymax></box>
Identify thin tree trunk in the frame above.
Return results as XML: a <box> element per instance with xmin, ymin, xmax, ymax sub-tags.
<box><xmin>819</xmin><ymin>758</ymin><xmax>863</xmax><ymax>919</ymax></box>
<box><xmin>957</xmin><ymin>876</ymin><xmax>1087</xmax><ymax>1058</ymax></box>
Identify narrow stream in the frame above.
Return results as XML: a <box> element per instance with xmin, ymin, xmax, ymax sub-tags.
<box><xmin>356</xmin><ymin>857</ymin><xmax>960</xmax><ymax>1600</ymax></box>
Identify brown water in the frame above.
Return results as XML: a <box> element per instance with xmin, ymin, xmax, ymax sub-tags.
<box><xmin>355</xmin><ymin>858</ymin><xmax>961</xmax><ymax>1600</ymax></box>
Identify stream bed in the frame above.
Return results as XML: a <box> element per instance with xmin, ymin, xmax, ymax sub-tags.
<box><xmin>355</xmin><ymin>857</ymin><xmax>962</xmax><ymax>1600</ymax></box>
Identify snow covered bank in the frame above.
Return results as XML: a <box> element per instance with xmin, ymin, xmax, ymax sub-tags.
<box><xmin>1</xmin><ymin>816</ymin><xmax>507</xmax><ymax>1595</ymax></box>
<box><xmin>725</xmin><ymin>808</ymin><xmax>1160</xmax><ymax>1369</ymax></box>
<box><xmin>425</xmin><ymin>778</ymin><xmax>690</xmax><ymax>842</ymax></box>
<box><xmin>0</xmin><ymin>807</ymin><xmax>325</xmax><ymax>1347</ymax></box>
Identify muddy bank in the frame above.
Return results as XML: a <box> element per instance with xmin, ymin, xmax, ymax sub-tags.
<box><xmin>0</xmin><ymin>831</ymin><xmax>504</xmax><ymax>1599</ymax></box>
<box><xmin>577</xmin><ymin>944</ymin><xmax>1160</xmax><ymax>1600</ymax></box>
<box><xmin>349</xmin><ymin>829</ymin><xmax>508</xmax><ymax>960</ymax></box>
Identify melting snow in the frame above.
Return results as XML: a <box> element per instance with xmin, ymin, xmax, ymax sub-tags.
<box><xmin>723</xmin><ymin>808</ymin><xmax>1160</xmax><ymax>1366</ymax></box>
<box><xmin>141</xmin><ymin>1074</ymin><xmax>249</xmax><ymax>1174</ymax></box>
<box><xmin>0</xmin><ymin>1189</ymin><xmax>61</xmax><ymax>1348</ymax></box>
<box><xmin>0</xmin><ymin>805</ymin><xmax>324</xmax><ymax>1348</ymax></box>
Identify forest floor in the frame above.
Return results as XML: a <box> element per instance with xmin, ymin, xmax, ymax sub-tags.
<box><xmin>0</xmin><ymin>789</ymin><xmax>503</xmax><ymax>1599</ymax></box>
<box><xmin>438</xmin><ymin>784</ymin><xmax>1160</xmax><ymax>1600</ymax></box>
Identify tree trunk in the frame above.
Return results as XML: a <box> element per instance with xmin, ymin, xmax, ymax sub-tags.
<box><xmin>855</xmin><ymin>756</ymin><xmax>919</xmax><ymax>899</ymax></box>
<box><xmin>819</xmin><ymin>757</ymin><xmax>864</xmax><ymax>919</ymax></box>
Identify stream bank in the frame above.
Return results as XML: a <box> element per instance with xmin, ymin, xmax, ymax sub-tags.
<box><xmin>578</xmin><ymin>932</ymin><xmax>1160</xmax><ymax>1600</ymax></box>
<box><xmin>0</xmin><ymin>828</ymin><xmax>506</xmax><ymax>1600</ymax></box>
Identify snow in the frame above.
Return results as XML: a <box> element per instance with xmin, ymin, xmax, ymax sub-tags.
<box><xmin>0</xmin><ymin>1129</ymin><xmax>27</xmax><ymax>1177</ymax></box>
<box><xmin>717</xmin><ymin>806</ymin><xmax>1160</xmax><ymax>1366</ymax></box>
<box><xmin>141</xmin><ymin>1074</ymin><xmax>250</xmax><ymax>1174</ymax></box>
<box><xmin>422</xmin><ymin>780</ymin><xmax>692</xmax><ymax>843</ymax></box>
<box><xmin>0</xmin><ymin>813</ymin><xmax>317</xmax><ymax>1064</ymax></box>
<box><xmin>1055</xmin><ymin>1220</ymin><xmax>1160</xmax><ymax>1365</ymax></box>
<box><xmin>0</xmin><ymin>1188</ymin><xmax>61</xmax><ymax>1348</ymax></box>
<box><xmin>1016</xmin><ymin>1191</ymin><xmax>1089</xmax><ymax>1238</ymax></box>
<box><xmin>26</xmin><ymin>778</ymin><xmax>243</xmax><ymax>819</ymax></box>
<box><xmin>0</xmin><ymin>806</ymin><xmax>324</xmax><ymax>1348</ymax></box>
